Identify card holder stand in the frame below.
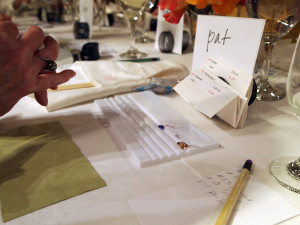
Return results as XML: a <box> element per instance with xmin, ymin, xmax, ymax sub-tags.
<box><xmin>94</xmin><ymin>91</ymin><xmax>219</xmax><ymax>168</ymax></box>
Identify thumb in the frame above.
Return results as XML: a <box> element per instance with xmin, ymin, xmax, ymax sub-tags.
<box><xmin>34</xmin><ymin>89</ymin><xmax>48</xmax><ymax>106</ymax></box>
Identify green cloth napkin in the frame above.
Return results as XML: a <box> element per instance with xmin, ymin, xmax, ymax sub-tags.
<box><xmin>0</xmin><ymin>121</ymin><xmax>106</xmax><ymax>222</ymax></box>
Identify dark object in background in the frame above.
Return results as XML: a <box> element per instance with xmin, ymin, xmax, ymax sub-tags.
<box><xmin>218</xmin><ymin>76</ymin><xmax>257</xmax><ymax>106</ymax></box>
<box><xmin>150</xmin><ymin>0</ymin><xmax>159</xmax><ymax>13</ymax></box>
<box><xmin>159</xmin><ymin>31</ymin><xmax>174</xmax><ymax>53</ymax></box>
<box><xmin>71</xmin><ymin>49</ymin><xmax>81</xmax><ymax>62</ymax></box>
<box><xmin>80</xmin><ymin>42</ymin><xmax>100</xmax><ymax>61</ymax></box>
<box><xmin>182</xmin><ymin>30</ymin><xmax>190</xmax><ymax>52</ymax></box>
<box><xmin>46</xmin><ymin>12</ymin><xmax>63</xmax><ymax>23</ymax></box>
<box><xmin>159</xmin><ymin>31</ymin><xmax>190</xmax><ymax>53</ymax></box>
<box><xmin>150</xmin><ymin>18</ymin><xmax>157</xmax><ymax>31</ymax></box>
<box><xmin>107</xmin><ymin>13</ymin><xmax>114</xmax><ymax>26</ymax></box>
<box><xmin>74</xmin><ymin>22</ymin><xmax>90</xmax><ymax>39</ymax></box>
<box><xmin>248</xmin><ymin>79</ymin><xmax>257</xmax><ymax>105</ymax></box>
<box><xmin>45</xmin><ymin>0</ymin><xmax>64</xmax><ymax>23</ymax></box>
<box><xmin>37</xmin><ymin>7</ymin><xmax>43</xmax><ymax>21</ymax></box>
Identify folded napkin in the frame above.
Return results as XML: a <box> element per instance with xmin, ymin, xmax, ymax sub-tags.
<box><xmin>0</xmin><ymin>121</ymin><xmax>106</xmax><ymax>222</ymax></box>
<box><xmin>47</xmin><ymin>60</ymin><xmax>189</xmax><ymax>111</ymax></box>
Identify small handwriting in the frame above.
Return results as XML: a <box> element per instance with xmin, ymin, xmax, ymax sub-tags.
<box><xmin>196</xmin><ymin>170</ymin><xmax>253</xmax><ymax>207</ymax></box>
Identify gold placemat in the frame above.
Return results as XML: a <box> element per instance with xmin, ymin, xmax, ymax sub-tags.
<box><xmin>0</xmin><ymin>121</ymin><xmax>106</xmax><ymax>222</ymax></box>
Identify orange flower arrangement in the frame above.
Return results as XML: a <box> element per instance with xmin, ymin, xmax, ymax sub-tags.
<box><xmin>159</xmin><ymin>0</ymin><xmax>241</xmax><ymax>24</ymax></box>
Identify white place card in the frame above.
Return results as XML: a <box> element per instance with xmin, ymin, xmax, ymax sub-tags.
<box><xmin>204</xmin><ymin>56</ymin><xmax>253</xmax><ymax>97</ymax></box>
<box><xmin>192</xmin><ymin>15</ymin><xmax>265</xmax><ymax>75</ymax></box>
<box><xmin>175</xmin><ymin>69</ymin><xmax>238</xmax><ymax>118</ymax></box>
<box><xmin>79</xmin><ymin>0</ymin><xmax>93</xmax><ymax>38</ymax></box>
<box><xmin>175</xmin><ymin>57</ymin><xmax>249</xmax><ymax>128</ymax></box>
<box><xmin>154</xmin><ymin>7</ymin><xmax>184</xmax><ymax>54</ymax></box>
<box><xmin>175</xmin><ymin>16</ymin><xmax>265</xmax><ymax>128</ymax></box>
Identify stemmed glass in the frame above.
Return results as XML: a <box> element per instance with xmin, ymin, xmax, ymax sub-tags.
<box><xmin>135</xmin><ymin>0</ymin><xmax>157</xmax><ymax>44</ymax></box>
<box><xmin>269</xmin><ymin>33</ymin><xmax>300</xmax><ymax>194</ymax></box>
<box><xmin>93</xmin><ymin>0</ymin><xmax>107</xmax><ymax>28</ymax></box>
<box><xmin>116</xmin><ymin>0</ymin><xmax>150</xmax><ymax>58</ymax></box>
<box><xmin>246</xmin><ymin>0</ymin><xmax>300</xmax><ymax>101</ymax></box>
<box><xmin>63</xmin><ymin>0</ymin><xmax>79</xmax><ymax>23</ymax></box>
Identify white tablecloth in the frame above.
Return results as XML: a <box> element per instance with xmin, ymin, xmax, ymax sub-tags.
<box><xmin>1</xmin><ymin>23</ymin><xmax>300</xmax><ymax>225</ymax></box>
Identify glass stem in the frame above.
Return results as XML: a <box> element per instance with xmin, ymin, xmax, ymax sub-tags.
<box><xmin>287</xmin><ymin>157</ymin><xmax>300</xmax><ymax>180</ymax></box>
<box><xmin>261</xmin><ymin>41</ymin><xmax>275</xmax><ymax>83</ymax></box>
<box><xmin>140</xmin><ymin>12</ymin><xmax>146</xmax><ymax>37</ymax></box>
<box><xmin>129</xmin><ymin>17</ymin><xmax>137</xmax><ymax>50</ymax></box>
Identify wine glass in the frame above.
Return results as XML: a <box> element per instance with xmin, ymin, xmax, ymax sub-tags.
<box><xmin>135</xmin><ymin>0</ymin><xmax>157</xmax><ymax>43</ymax></box>
<box><xmin>246</xmin><ymin>0</ymin><xmax>300</xmax><ymax>101</ymax></box>
<box><xmin>93</xmin><ymin>0</ymin><xmax>106</xmax><ymax>27</ymax></box>
<box><xmin>116</xmin><ymin>0</ymin><xmax>150</xmax><ymax>58</ymax></box>
<box><xmin>269</xmin><ymin>33</ymin><xmax>300</xmax><ymax>194</ymax></box>
<box><xmin>63</xmin><ymin>0</ymin><xmax>79</xmax><ymax>23</ymax></box>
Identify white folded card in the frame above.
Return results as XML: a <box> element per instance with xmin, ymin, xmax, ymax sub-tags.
<box><xmin>174</xmin><ymin>15</ymin><xmax>265</xmax><ymax>128</ymax></box>
<box><xmin>175</xmin><ymin>57</ymin><xmax>250</xmax><ymax>128</ymax></box>
<box><xmin>154</xmin><ymin>7</ymin><xmax>185</xmax><ymax>54</ymax></box>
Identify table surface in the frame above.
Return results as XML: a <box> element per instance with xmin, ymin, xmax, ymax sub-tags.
<box><xmin>1</xmin><ymin>22</ymin><xmax>300</xmax><ymax>225</ymax></box>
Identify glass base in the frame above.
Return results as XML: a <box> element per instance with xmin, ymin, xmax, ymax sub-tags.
<box><xmin>120</xmin><ymin>46</ymin><xmax>147</xmax><ymax>59</ymax></box>
<box><xmin>256</xmin><ymin>79</ymin><xmax>285</xmax><ymax>101</ymax></box>
<box><xmin>136</xmin><ymin>35</ymin><xmax>154</xmax><ymax>43</ymax></box>
<box><xmin>269</xmin><ymin>156</ymin><xmax>300</xmax><ymax>194</ymax></box>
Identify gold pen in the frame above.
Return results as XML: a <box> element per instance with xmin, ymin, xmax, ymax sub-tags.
<box><xmin>215</xmin><ymin>159</ymin><xmax>253</xmax><ymax>225</ymax></box>
<box><xmin>48</xmin><ymin>82</ymin><xmax>95</xmax><ymax>91</ymax></box>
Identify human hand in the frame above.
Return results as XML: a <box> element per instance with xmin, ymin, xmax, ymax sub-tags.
<box><xmin>0</xmin><ymin>21</ymin><xmax>76</xmax><ymax>116</ymax></box>
<box><xmin>0</xmin><ymin>13</ymin><xmax>12</xmax><ymax>22</ymax></box>
<box><xmin>13</xmin><ymin>0</ymin><xmax>31</xmax><ymax>10</ymax></box>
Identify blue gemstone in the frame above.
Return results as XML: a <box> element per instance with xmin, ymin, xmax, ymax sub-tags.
<box><xmin>158</xmin><ymin>125</ymin><xmax>164</xmax><ymax>130</ymax></box>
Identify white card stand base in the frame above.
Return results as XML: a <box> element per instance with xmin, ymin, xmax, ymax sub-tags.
<box><xmin>94</xmin><ymin>91</ymin><xmax>219</xmax><ymax>168</ymax></box>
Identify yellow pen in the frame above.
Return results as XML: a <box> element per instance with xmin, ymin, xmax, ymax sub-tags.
<box><xmin>215</xmin><ymin>159</ymin><xmax>253</xmax><ymax>225</ymax></box>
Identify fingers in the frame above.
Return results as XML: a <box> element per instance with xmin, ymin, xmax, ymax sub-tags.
<box><xmin>0</xmin><ymin>21</ymin><xmax>19</xmax><ymax>40</ymax></box>
<box><xmin>32</xmin><ymin>36</ymin><xmax>59</xmax><ymax>73</ymax></box>
<box><xmin>34</xmin><ymin>90</ymin><xmax>48</xmax><ymax>106</ymax></box>
<box><xmin>34</xmin><ymin>55</ymin><xmax>57</xmax><ymax>71</ymax></box>
<box><xmin>19</xmin><ymin>26</ymin><xmax>45</xmax><ymax>55</ymax></box>
<box><xmin>33</xmin><ymin>70</ymin><xmax>75</xmax><ymax>107</ymax></box>
<box><xmin>36</xmin><ymin>36</ymin><xmax>59</xmax><ymax>60</ymax></box>
<box><xmin>35</xmin><ymin>69</ymin><xmax>76</xmax><ymax>91</ymax></box>
<box><xmin>18</xmin><ymin>26</ymin><xmax>46</xmax><ymax>75</ymax></box>
<box><xmin>0</xmin><ymin>13</ymin><xmax>12</xmax><ymax>22</ymax></box>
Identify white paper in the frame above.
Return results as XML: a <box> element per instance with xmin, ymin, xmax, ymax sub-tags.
<box><xmin>204</xmin><ymin>56</ymin><xmax>253</xmax><ymax>97</ymax></box>
<box><xmin>175</xmin><ymin>16</ymin><xmax>264</xmax><ymax>128</ymax></box>
<box><xmin>80</xmin><ymin>0</ymin><xmax>93</xmax><ymax>38</ymax></box>
<box><xmin>129</xmin><ymin>170</ymin><xmax>300</xmax><ymax>225</ymax></box>
<box><xmin>192</xmin><ymin>15</ymin><xmax>265</xmax><ymax>75</ymax></box>
<box><xmin>155</xmin><ymin>7</ymin><xmax>184</xmax><ymax>54</ymax></box>
<box><xmin>175</xmin><ymin>70</ymin><xmax>238</xmax><ymax>118</ymax></box>
<box><xmin>56</xmin><ymin>62</ymin><xmax>91</xmax><ymax>85</ymax></box>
